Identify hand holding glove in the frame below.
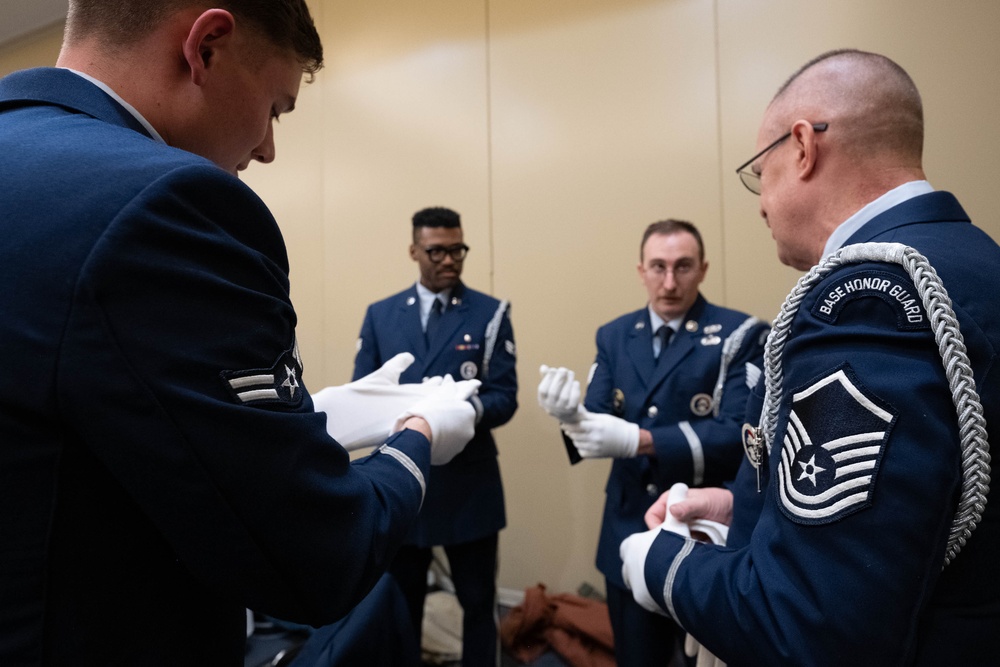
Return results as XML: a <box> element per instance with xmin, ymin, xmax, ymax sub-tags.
<box><xmin>393</xmin><ymin>375</ymin><xmax>481</xmax><ymax>465</ymax></box>
<box><xmin>561</xmin><ymin>409</ymin><xmax>639</xmax><ymax>458</ymax></box>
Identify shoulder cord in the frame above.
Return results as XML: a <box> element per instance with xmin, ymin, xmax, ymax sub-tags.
<box><xmin>481</xmin><ymin>299</ymin><xmax>509</xmax><ymax>379</ymax></box>
<box><xmin>711</xmin><ymin>316</ymin><xmax>764</xmax><ymax>417</ymax></box>
<box><xmin>759</xmin><ymin>242</ymin><xmax>989</xmax><ymax>567</ymax></box>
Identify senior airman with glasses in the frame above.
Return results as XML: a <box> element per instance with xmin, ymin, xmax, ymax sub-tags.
<box><xmin>622</xmin><ymin>49</ymin><xmax>1000</xmax><ymax>666</ymax></box>
<box><xmin>538</xmin><ymin>219</ymin><xmax>768</xmax><ymax>667</ymax></box>
<box><xmin>351</xmin><ymin>206</ymin><xmax>518</xmax><ymax>666</ymax></box>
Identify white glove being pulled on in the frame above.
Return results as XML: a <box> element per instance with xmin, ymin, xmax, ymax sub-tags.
<box><xmin>537</xmin><ymin>365</ymin><xmax>583</xmax><ymax>423</ymax></box>
<box><xmin>561</xmin><ymin>409</ymin><xmax>639</xmax><ymax>458</ymax></box>
<box><xmin>392</xmin><ymin>375</ymin><xmax>481</xmax><ymax>465</ymax></box>
<box><xmin>620</xmin><ymin>483</ymin><xmax>729</xmax><ymax>662</ymax></box>
<box><xmin>312</xmin><ymin>353</ymin><xmax>436</xmax><ymax>451</ymax></box>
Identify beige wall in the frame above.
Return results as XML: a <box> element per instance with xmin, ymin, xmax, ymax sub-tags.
<box><xmin>4</xmin><ymin>1</ymin><xmax>998</xmax><ymax>598</ymax></box>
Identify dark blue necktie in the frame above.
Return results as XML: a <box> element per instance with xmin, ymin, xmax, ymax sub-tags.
<box><xmin>655</xmin><ymin>326</ymin><xmax>673</xmax><ymax>360</ymax></box>
<box><xmin>425</xmin><ymin>298</ymin><xmax>443</xmax><ymax>344</ymax></box>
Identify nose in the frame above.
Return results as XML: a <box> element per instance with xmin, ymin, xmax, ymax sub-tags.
<box><xmin>662</xmin><ymin>269</ymin><xmax>677</xmax><ymax>290</ymax></box>
<box><xmin>251</xmin><ymin>122</ymin><xmax>276</xmax><ymax>165</ymax></box>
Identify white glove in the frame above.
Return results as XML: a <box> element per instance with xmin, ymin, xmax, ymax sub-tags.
<box><xmin>561</xmin><ymin>409</ymin><xmax>639</xmax><ymax>458</ymax></box>
<box><xmin>619</xmin><ymin>483</ymin><xmax>694</xmax><ymax>615</ymax></box>
<box><xmin>537</xmin><ymin>365</ymin><xmax>583</xmax><ymax>423</ymax></box>
<box><xmin>312</xmin><ymin>353</ymin><xmax>435</xmax><ymax>451</ymax></box>
<box><xmin>392</xmin><ymin>375</ymin><xmax>481</xmax><ymax>465</ymax></box>
<box><xmin>619</xmin><ymin>522</ymin><xmax>668</xmax><ymax>615</ymax></box>
<box><xmin>685</xmin><ymin>633</ymin><xmax>726</xmax><ymax>667</ymax></box>
<box><xmin>671</xmin><ymin>483</ymin><xmax>727</xmax><ymax>667</ymax></box>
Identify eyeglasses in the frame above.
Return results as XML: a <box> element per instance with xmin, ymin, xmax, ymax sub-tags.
<box><xmin>644</xmin><ymin>261</ymin><xmax>699</xmax><ymax>279</ymax></box>
<box><xmin>421</xmin><ymin>244</ymin><xmax>469</xmax><ymax>263</ymax></box>
<box><xmin>735</xmin><ymin>123</ymin><xmax>828</xmax><ymax>195</ymax></box>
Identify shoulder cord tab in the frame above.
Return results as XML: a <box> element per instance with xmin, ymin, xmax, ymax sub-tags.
<box><xmin>711</xmin><ymin>316</ymin><xmax>764</xmax><ymax>417</ymax></box>
<box><xmin>482</xmin><ymin>299</ymin><xmax>509</xmax><ymax>379</ymax></box>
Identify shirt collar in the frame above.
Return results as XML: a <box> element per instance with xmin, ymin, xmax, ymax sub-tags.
<box><xmin>415</xmin><ymin>281</ymin><xmax>451</xmax><ymax>316</ymax></box>
<box><xmin>647</xmin><ymin>307</ymin><xmax>683</xmax><ymax>334</ymax></box>
<box><xmin>61</xmin><ymin>68</ymin><xmax>166</xmax><ymax>144</ymax></box>
<box><xmin>822</xmin><ymin>180</ymin><xmax>934</xmax><ymax>257</ymax></box>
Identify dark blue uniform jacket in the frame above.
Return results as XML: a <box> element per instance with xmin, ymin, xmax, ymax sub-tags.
<box><xmin>353</xmin><ymin>282</ymin><xmax>518</xmax><ymax>547</ymax></box>
<box><xmin>641</xmin><ymin>191</ymin><xmax>1000</xmax><ymax>666</ymax></box>
<box><xmin>586</xmin><ymin>296</ymin><xmax>768</xmax><ymax>591</ymax></box>
<box><xmin>0</xmin><ymin>67</ymin><xmax>431</xmax><ymax>666</ymax></box>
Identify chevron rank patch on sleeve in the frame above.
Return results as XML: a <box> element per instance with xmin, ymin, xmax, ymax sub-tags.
<box><xmin>777</xmin><ymin>363</ymin><xmax>897</xmax><ymax>524</ymax></box>
<box><xmin>220</xmin><ymin>339</ymin><xmax>305</xmax><ymax>407</ymax></box>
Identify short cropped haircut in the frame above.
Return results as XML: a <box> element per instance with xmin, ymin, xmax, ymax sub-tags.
<box><xmin>640</xmin><ymin>219</ymin><xmax>704</xmax><ymax>262</ymax></box>
<box><xmin>66</xmin><ymin>0</ymin><xmax>323</xmax><ymax>78</ymax></box>
<box><xmin>412</xmin><ymin>207</ymin><xmax>461</xmax><ymax>242</ymax></box>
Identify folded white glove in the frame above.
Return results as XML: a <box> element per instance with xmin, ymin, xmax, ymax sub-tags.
<box><xmin>312</xmin><ymin>353</ymin><xmax>437</xmax><ymax>451</ymax></box>
<box><xmin>537</xmin><ymin>365</ymin><xmax>583</xmax><ymax>423</ymax></box>
<box><xmin>665</xmin><ymin>483</ymin><xmax>730</xmax><ymax>546</ymax></box>
<box><xmin>392</xmin><ymin>375</ymin><xmax>481</xmax><ymax>465</ymax></box>
<box><xmin>561</xmin><ymin>409</ymin><xmax>639</xmax><ymax>458</ymax></box>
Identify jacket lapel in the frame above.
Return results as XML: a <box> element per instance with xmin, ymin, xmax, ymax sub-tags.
<box><xmin>645</xmin><ymin>295</ymin><xmax>707</xmax><ymax>398</ymax></box>
<box><xmin>626</xmin><ymin>312</ymin><xmax>657</xmax><ymax>390</ymax></box>
<box><xmin>398</xmin><ymin>286</ymin><xmax>427</xmax><ymax>359</ymax></box>
<box><xmin>423</xmin><ymin>283</ymin><xmax>467</xmax><ymax>369</ymax></box>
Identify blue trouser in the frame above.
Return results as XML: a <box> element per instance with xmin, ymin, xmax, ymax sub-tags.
<box><xmin>391</xmin><ymin>534</ymin><xmax>499</xmax><ymax>667</ymax></box>
<box><xmin>606</xmin><ymin>578</ymin><xmax>685</xmax><ymax>667</ymax></box>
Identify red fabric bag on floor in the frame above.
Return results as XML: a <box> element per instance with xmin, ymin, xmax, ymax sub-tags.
<box><xmin>500</xmin><ymin>584</ymin><xmax>615</xmax><ymax>667</ymax></box>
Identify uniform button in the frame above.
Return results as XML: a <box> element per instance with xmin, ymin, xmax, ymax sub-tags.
<box><xmin>646</xmin><ymin>484</ymin><xmax>658</xmax><ymax>497</ymax></box>
<box><xmin>647</xmin><ymin>406</ymin><xmax>659</xmax><ymax>418</ymax></box>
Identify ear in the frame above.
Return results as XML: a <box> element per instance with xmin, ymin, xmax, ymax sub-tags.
<box><xmin>182</xmin><ymin>9</ymin><xmax>237</xmax><ymax>86</ymax></box>
<box><xmin>410</xmin><ymin>244</ymin><xmax>419</xmax><ymax>261</ymax></box>
<box><xmin>790</xmin><ymin>119</ymin><xmax>821</xmax><ymax>183</ymax></box>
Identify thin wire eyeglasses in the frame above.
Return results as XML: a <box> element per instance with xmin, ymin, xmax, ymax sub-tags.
<box><xmin>644</xmin><ymin>261</ymin><xmax>698</xmax><ymax>279</ymax></box>
<box><xmin>735</xmin><ymin>123</ymin><xmax>828</xmax><ymax>195</ymax></box>
<box><xmin>421</xmin><ymin>244</ymin><xmax>469</xmax><ymax>263</ymax></box>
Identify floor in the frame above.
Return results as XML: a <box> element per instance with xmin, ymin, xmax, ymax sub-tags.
<box><xmin>243</xmin><ymin>609</ymin><xmax>570</xmax><ymax>667</ymax></box>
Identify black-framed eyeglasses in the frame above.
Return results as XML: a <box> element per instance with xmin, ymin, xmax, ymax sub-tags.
<box><xmin>735</xmin><ymin>122</ymin><xmax>828</xmax><ymax>195</ymax></box>
<box><xmin>421</xmin><ymin>244</ymin><xmax>469</xmax><ymax>263</ymax></box>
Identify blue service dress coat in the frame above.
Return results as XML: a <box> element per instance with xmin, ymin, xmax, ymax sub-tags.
<box><xmin>353</xmin><ymin>281</ymin><xmax>518</xmax><ymax>547</ymax></box>
<box><xmin>0</xmin><ymin>68</ymin><xmax>433</xmax><ymax>666</ymax></box>
<box><xmin>639</xmin><ymin>191</ymin><xmax>1000</xmax><ymax>666</ymax></box>
<box><xmin>587</xmin><ymin>296</ymin><xmax>768</xmax><ymax>590</ymax></box>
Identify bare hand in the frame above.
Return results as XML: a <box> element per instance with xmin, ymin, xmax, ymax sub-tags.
<box><xmin>645</xmin><ymin>487</ymin><xmax>734</xmax><ymax>529</ymax></box>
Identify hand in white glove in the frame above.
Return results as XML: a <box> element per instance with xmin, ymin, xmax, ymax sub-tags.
<box><xmin>619</xmin><ymin>522</ymin><xmax>668</xmax><ymax>615</ymax></box>
<box><xmin>537</xmin><ymin>365</ymin><xmax>583</xmax><ymax>423</ymax></box>
<box><xmin>560</xmin><ymin>409</ymin><xmax>639</xmax><ymax>458</ymax></box>
<box><xmin>312</xmin><ymin>353</ymin><xmax>432</xmax><ymax>451</ymax></box>
<box><xmin>393</xmin><ymin>375</ymin><xmax>481</xmax><ymax>465</ymax></box>
<box><xmin>619</xmin><ymin>483</ymin><xmax>694</xmax><ymax>616</ymax></box>
<box><xmin>685</xmin><ymin>633</ymin><xmax>726</xmax><ymax>667</ymax></box>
